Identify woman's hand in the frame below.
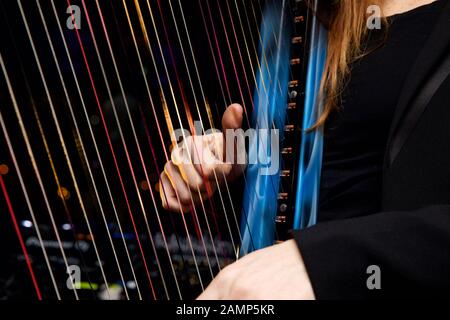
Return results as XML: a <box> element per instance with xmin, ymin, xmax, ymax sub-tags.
<box><xmin>159</xmin><ymin>104</ymin><xmax>246</xmax><ymax>212</ymax></box>
<box><xmin>197</xmin><ymin>240</ymin><xmax>316</xmax><ymax>300</ymax></box>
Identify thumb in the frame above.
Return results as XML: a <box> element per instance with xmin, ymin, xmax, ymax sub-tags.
<box><xmin>222</xmin><ymin>103</ymin><xmax>243</xmax><ymax>131</ymax></box>
<box><xmin>221</xmin><ymin>104</ymin><xmax>244</xmax><ymax>167</ymax></box>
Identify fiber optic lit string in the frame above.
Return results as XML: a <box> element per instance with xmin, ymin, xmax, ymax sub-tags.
<box><xmin>173</xmin><ymin>0</ymin><xmax>252</xmax><ymax>262</ymax></box>
<box><xmin>233</xmin><ymin>0</ymin><xmax>262</xmax><ymax>97</ymax></box>
<box><xmin>2</xmin><ymin>3</ymin><xmax>98</xmax><ymax>296</ymax></box>
<box><xmin>136</xmin><ymin>104</ymin><xmax>190</xmax><ymax>277</ymax></box>
<box><xmin>197</xmin><ymin>0</ymin><xmax>252</xmax><ymax>254</ymax></box>
<box><xmin>159</xmin><ymin>0</ymin><xmax>245</xmax><ymax>262</ymax></box>
<box><xmin>201</xmin><ymin>0</ymin><xmax>238</xmax><ymax>117</ymax></box>
<box><xmin>230</xmin><ymin>2</ymin><xmax>279</xmax><ymax>255</ymax></box>
<box><xmin>0</xmin><ymin>53</ymin><xmax>77</xmax><ymax>299</ymax></box>
<box><xmin>117</xmin><ymin>0</ymin><xmax>218</xmax><ymax>281</ymax></box>
<box><xmin>207</xmin><ymin>2</ymin><xmax>274</xmax><ymax>246</ymax></box>
<box><xmin>248</xmin><ymin>0</ymin><xmax>274</xmax><ymax>88</ymax></box>
<box><xmin>240</xmin><ymin>0</ymin><xmax>268</xmax><ymax>94</ymax></box>
<box><xmin>137</xmin><ymin>0</ymin><xmax>207</xmax><ymax>246</ymax></box>
<box><xmin>198</xmin><ymin>0</ymin><xmax>278</xmax><ymax>254</ymax></box>
<box><xmin>205</xmin><ymin>0</ymin><xmax>252</xmax><ymax>128</ymax></box>
<box><xmin>135</xmin><ymin>0</ymin><xmax>217</xmax><ymax>286</ymax></box>
<box><xmin>0</xmin><ymin>71</ymin><xmax>59</xmax><ymax>300</ymax></box>
<box><xmin>92</xmin><ymin>0</ymin><xmax>183</xmax><ymax>298</ymax></box>
<box><xmin>66</xmin><ymin>0</ymin><xmax>157</xmax><ymax>300</ymax></box>
<box><xmin>30</xmin><ymin>100</ymin><xmax>99</xmax><ymax>296</ymax></box>
<box><xmin>144</xmin><ymin>0</ymin><xmax>219</xmax><ymax>253</ymax></box>
<box><xmin>49</xmin><ymin>0</ymin><xmax>143</xmax><ymax>299</ymax></box>
<box><xmin>37</xmin><ymin>0</ymin><xmax>140</xmax><ymax>299</ymax></box>
<box><xmin>218</xmin><ymin>2</ymin><xmax>285</xmax><ymax>248</ymax></box>
<box><xmin>0</xmin><ymin>175</ymin><xmax>42</xmax><ymax>300</ymax></box>
<box><xmin>75</xmin><ymin>0</ymin><xmax>169</xmax><ymax>299</ymax></box>
<box><xmin>179</xmin><ymin>1</ymin><xmax>255</xmax><ymax>260</ymax></box>
<box><xmin>223</xmin><ymin>0</ymin><xmax>280</xmax><ymax>249</ymax></box>
<box><xmin>111</xmin><ymin>1</ymin><xmax>187</xmax><ymax>268</ymax></box>
<box><xmin>123</xmin><ymin>0</ymin><xmax>205</xmax><ymax>291</ymax></box>
<box><xmin>157</xmin><ymin>0</ymin><xmax>225</xmax><ymax>270</ymax></box>
<box><xmin>153</xmin><ymin>0</ymin><xmax>223</xmax><ymax>250</ymax></box>
<box><xmin>198</xmin><ymin>0</ymin><xmax>228</xmax><ymax>107</ymax></box>
<box><xmin>17</xmin><ymin>0</ymin><xmax>111</xmax><ymax>299</ymax></box>
<box><xmin>223</xmin><ymin>0</ymin><xmax>255</xmax><ymax>112</ymax></box>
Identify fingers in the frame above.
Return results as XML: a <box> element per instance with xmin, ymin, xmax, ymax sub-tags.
<box><xmin>159</xmin><ymin>171</ymin><xmax>188</xmax><ymax>212</ymax></box>
<box><xmin>160</xmin><ymin>103</ymin><xmax>245</xmax><ymax>213</ymax></box>
<box><xmin>161</xmin><ymin>161</ymin><xmax>209</xmax><ymax>212</ymax></box>
<box><xmin>222</xmin><ymin>103</ymin><xmax>244</xmax><ymax>131</ymax></box>
<box><xmin>164</xmin><ymin>161</ymin><xmax>194</xmax><ymax>206</ymax></box>
<box><xmin>171</xmin><ymin>138</ymin><xmax>204</xmax><ymax>189</ymax></box>
<box><xmin>191</xmin><ymin>132</ymin><xmax>233</xmax><ymax>177</ymax></box>
<box><xmin>174</xmin><ymin>134</ymin><xmax>232</xmax><ymax>182</ymax></box>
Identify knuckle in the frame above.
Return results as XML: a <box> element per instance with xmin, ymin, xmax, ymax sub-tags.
<box><xmin>178</xmin><ymin>191</ymin><xmax>191</xmax><ymax>205</ymax></box>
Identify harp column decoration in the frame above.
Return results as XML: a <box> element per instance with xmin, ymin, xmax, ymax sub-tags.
<box><xmin>240</xmin><ymin>0</ymin><xmax>327</xmax><ymax>255</ymax></box>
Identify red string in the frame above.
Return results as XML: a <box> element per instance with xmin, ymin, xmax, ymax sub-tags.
<box><xmin>0</xmin><ymin>175</ymin><xmax>42</xmax><ymax>300</ymax></box>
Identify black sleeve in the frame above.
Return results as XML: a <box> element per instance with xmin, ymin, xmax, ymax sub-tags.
<box><xmin>293</xmin><ymin>205</ymin><xmax>450</xmax><ymax>299</ymax></box>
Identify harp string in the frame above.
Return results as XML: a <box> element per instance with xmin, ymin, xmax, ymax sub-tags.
<box><xmin>173</xmin><ymin>0</ymin><xmax>247</xmax><ymax>261</ymax></box>
<box><xmin>223</xmin><ymin>0</ymin><xmax>255</xmax><ymax>112</ymax></box>
<box><xmin>85</xmin><ymin>0</ymin><xmax>173</xmax><ymax>299</ymax></box>
<box><xmin>134</xmin><ymin>0</ymin><xmax>222</xmax><ymax>289</ymax></box>
<box><xmin>72</xmin><ymin>0</ymin><xmax>172</xmax><ymax>299</ymax></box>
<box><xmin>0</xmin><ymin>174</ymin><xmax>42</xmax><ymax>300</ymax></box>
<box><xmin>21</xmin><ymin>0</ymin><xmax>112</xmax><ymax>299</ymax></box>
<box><xmin>247</xmin><ymin>1</ymin><xmax>273</xmax><ymax>88</ymax></box>
<box><xmin>199</xmin><ymin>0</ymin><xmax>255</xmax><ymax>255</ymax></box>
<box><xmin>124</xmin><ymin>0</ymin><xmax>206</xmax><ymax>291</ymax></box>
<box><xmin>118</xmin><ymin>0</ymin><xmax>211</xmax><ymax>295</ymax></box>
<box><xmin>48</xmin><ymin>0</ymin><xmax>144</xmax><ymax>300</ymax></box>
<box><xmin>0</xmin><ymin>87</ymin><xmax>59</xmax><ymax>300</ymax></box>
<box><xmin>206</xmin><ymin>0</ymin><xmax>286</xmax><ymax>254</ymax></box>
<box><xmin>117</xmin><ymin>0</ymin><xmax>195</xmax><ymax>293</ymax></box>
<box><xmin>37</xmin><ymin>0</ymin><xmax>140</xmax><ymax>300</ymax></box>
<box><xmin>2</xmin><ymin>1</ymin><xmax>100</xmax><ymax>297</ymax></box>
<box><xmin>0</xmin><ymin>51</ymin><xmax>78</xmax><ymax>299</ymax></box>
<box><xmin>0</xmin><ymin>0</ymin><xmax>294</xmax><ymax>299</ymax></box>
<box><xmin>92</xmin><ymin>0</ymin><xmax>183</xmax><ymax>299</ymax></box>
<box><xmin>166</xmin><ymin>0</ymin><xmax>243</xmax><ymax>261</ymax></box>
<box><xmin>233</xmin><ymin>0</ymin><xmax>262</xmax><ymax>97</ymax></box>
<box><xmin>149</xmin><ymin>0</ymin><xmax>221</xmax><ymax>273</ymax></box>
<box><xmin>175</xmin><ymin>0</ymin><xmax>265</xmax><ymax>256</ymax></box>
<box><xmin>155</xmin><ymin>0</ymin><xmax>223</xmax><ymax>272</ymax></box>
<box><xmin>143</xmin><ymin>0</ymin><xmax>216</xmax><ymax>254</ymax></box>
<box><xmin>198</xmin><ymin>0</ymin><xmax>251</xmax><ymax>253</ymax></box>
<box><xmin>30</xmin><ymin>101</ymin><xmax>99</xmax><ymax>296</ymax></box>
<box><xmin>222</xmin><ymin>0</ymin><xmax>275</xmax><ymax>250</ymax></box>
<box><xmin>66</xmin><ymin>0</ymin><xmax>158</xmax><ymax>300</ymax></box>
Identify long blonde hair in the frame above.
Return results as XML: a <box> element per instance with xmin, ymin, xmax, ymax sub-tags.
<box><xmin>309</xmin><ymin>0</ymin><xmax>385</xmax><ymax>129</ymax></box>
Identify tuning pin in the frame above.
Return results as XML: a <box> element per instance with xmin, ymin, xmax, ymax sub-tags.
<box><xmin>289</xmin><ymin>91</ymin><xmax>298</xmax><ymax>100</ymax></box>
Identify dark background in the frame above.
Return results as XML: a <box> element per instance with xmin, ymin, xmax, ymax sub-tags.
<box><xmin>0</xmin><ymin>0</ymin><xmax>269</xmax><ymax>300</ymax></box>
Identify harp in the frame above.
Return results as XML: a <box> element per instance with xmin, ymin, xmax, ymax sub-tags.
<box><xmin>0</xmin><ymin>0</ymin><xmax>325</xmax><ymax>300</ymax></box>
